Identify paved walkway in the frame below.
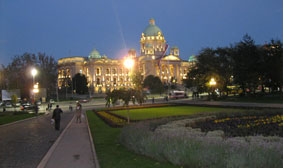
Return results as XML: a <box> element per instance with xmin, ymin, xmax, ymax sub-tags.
<box><xmin>175</xmin><ymin>100</ymin><xmax>283</xmax><ymax>109</ymax></box>
<box><xmin>0</xmin><ymin>113</ymin><xmax>73</xmax><ymax>168</ymax></box>
<box><xmin>38</xmin><ymin>110</ymin><xmax>98</xmax><ymax>168</ymax></box>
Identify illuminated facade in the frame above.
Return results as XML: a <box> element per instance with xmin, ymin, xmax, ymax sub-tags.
<box><xmin>58</xmin><ymin>19</ymin><xmax>192</xmax><ymax>93</ymax></box>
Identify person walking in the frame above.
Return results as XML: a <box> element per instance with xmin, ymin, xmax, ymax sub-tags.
<box><xmin>69</xmin><ymin>104</ymin><xmax>73</xmax><ymax>112</ymax></box>
<box><xmin>152</xmin><ymin>97</ymin><xmax>155</xmax><ymax>104</ymax></box>
<box><xmin>34</xmin><ymin>104</ymin><xmax>39</xmax><ymax>115</ymax></box>
<box><xmin>76</xmin><ymin>102</ymin><xmax>82</xmax><ymax>123</ymax></box>
<box><xmin>52</xmin><ymin>105</ymin><xmax>63</xmax><ymax>130</ymax></box>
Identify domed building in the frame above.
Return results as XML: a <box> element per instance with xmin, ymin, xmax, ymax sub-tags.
<box><xmin>138</xmin><ymin>19</ymin><xmax>190</xmax><ymax>84</ymax></box>
<box><xmin>57</xmin><ymin>19</ymin><xmax>192</xmax><ymax>94</ymax></box>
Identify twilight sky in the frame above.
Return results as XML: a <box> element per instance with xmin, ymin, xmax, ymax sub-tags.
<box><xmin>1</xmin><ymin>0</ymin><xmax>283</xmax><ymax>65</ymax></box>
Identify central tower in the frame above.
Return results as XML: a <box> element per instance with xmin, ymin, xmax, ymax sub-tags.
<box><xmin>140</xmin><ymin>19</ymin><xmax>166</xmax><ymax>57</ymax></box>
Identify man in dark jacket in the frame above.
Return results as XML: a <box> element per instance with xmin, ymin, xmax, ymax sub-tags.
<box><xmin>52</xmin><ymin>105</ymin><xmax>63</xmax><ymax>130</ymax></box>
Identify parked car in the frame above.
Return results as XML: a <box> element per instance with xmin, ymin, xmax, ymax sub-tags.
<box><xmin>79</xmin><ymin>99</ymin><xmax>89</xmax><ymax>103</ymax></box>
<box><xmin>14</xmin><ymin>102</ymin><xmax>21</xmax><ymax>107</ymax></box>
<box><xmin>21</xmin><ymin>102</ymin><xmax>34</xmax><ymax>110</ymax></box>
<box><xmin>49</xmin><ymin>99</ymin><xmax>55</xmax><ymax>104</ymax></box>
<box><xmin>4</xmin><ymin>101</ymin><xmax>13</xmax><ymax>108</ymax></box>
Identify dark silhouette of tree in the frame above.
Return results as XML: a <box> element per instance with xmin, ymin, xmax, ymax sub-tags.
<box><xmin>143</xmin><ymin>75</ymin><xmax>164</xmax><ymax>94</ymax></box>
<box><xmin>232</xmin><ymin>34</ymin><xmax>262</xmax><ymax>95</ymax></box>
<box><xmin>4</xmin><ymin>53</ymin><xmax>57</xmax><ymax>99</ymax></box>
<box><xmin>72</xmin><ymin>73</ymin><xmax>88</xmax><ymax>94</ymax></box>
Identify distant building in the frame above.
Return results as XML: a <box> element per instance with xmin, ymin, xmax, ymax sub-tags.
<box><xmin>58</xmin><ymin>19</ymin><xmax>193</xmax><ymax>93</ymax></box>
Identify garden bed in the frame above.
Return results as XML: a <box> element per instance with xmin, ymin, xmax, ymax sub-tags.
<box><xmin>191</xmin><ymin>113</ymin><xmax>283</xmax><ymax>137</ymax></box>
<box><xmin>120</xmin><ymin>109</ymin><xmax>283</xmax><ymax>168</ymax></box>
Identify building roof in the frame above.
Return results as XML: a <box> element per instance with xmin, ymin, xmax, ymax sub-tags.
<box><xmin>89</xmin><ymin>48</ymin><xmax>101</xmax><ymax>59</ymax></box>
<box><xmin>188</xmin><ymin>55</ymin><xmax>197</xmax><ymax>62</ymax></box>
<box><xmin>143</xmin><ymin>19</ymin><xmax>163</xmax><ymax>36</ymax></box>
<box><xmin>171</xmin><ymin>45</ymin><xmax>178</xmax><ymax>49</ymax></box>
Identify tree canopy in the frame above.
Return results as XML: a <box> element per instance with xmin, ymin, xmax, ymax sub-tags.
<box><xmin>72</xmin><ymin>73</ymin><xmax>88</xmax><ymax>94</ymax></box>
<box><xmin>184</xmin><ymin>34</ymin><xmax>283</xmax><ymax>96</ymax></box>
<box><xmin>2</xmin><ymin>53</ymin><xmax>57</xmax><ymax>99</ymax></box>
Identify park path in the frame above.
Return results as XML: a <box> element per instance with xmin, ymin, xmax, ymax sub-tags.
<box><xmin>38</xmin><ymin>110</ymin><xmax>98</xmax><ymax>168</ymax></box>
<box><xmin>0</xmin><ymin>112</ymin><xmax>73</xmax><ymax>168</ymax></box>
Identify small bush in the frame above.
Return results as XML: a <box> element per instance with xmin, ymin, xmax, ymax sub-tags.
<box><xmin>120</xmin><ymin>115</ymin><xmax>283</xmax><ymax>168</ymax></box>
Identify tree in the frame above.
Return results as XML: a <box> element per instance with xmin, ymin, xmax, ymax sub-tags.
<box><xmin>131</xmin><ymin>69</ymin><xmax>144</xmax><ymax>91</ymax></box>
<box><xmin>231</xmin><ymin>34</ymin><xmax>261</xmax><ymax>95</ymax></box>
<box><xmin>11</xmin><ymin>94</ymin><xmax>18</xmax><ymax>112</ymax></box>
<box><xmin>119</xmin><ymin>88</ymin><xmax>132</xmax><ymax>123</ymax></box>
<box><xmin>143</xmin><ymin>75</ymin><xmax>164</xmax><ymax>94</ymax></box>
<box><xmin>72</xmin><ymin>73</ymin><xmax>88</xmax><ymax>94</ymax></box>
<box><xmin>263</xmin><ymin>40</ymin><xmax>283</xmax><ymax>93</ymax></box>
<box><xmin>4</xmin><ymin>53</ymin><xmax>57</xmax><ymax>99</ymax></box>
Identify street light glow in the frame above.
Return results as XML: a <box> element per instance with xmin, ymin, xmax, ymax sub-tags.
<box><xmin>124</xmin><ymin>58</ymin><xmax>134</xmax><ymax>69</ymax></box>
<box><xmin>209</xmin><ymin>78</ymin><xmax>216</xmax><ymax>86</ymax></box>
<box><xmin>31</xmin><ymin>68</ymin><xmax>37</xmax><ymax>77</ymax></box>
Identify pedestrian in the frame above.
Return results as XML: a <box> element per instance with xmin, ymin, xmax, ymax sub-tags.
<box><xmin>76</xmin><ymin>101</ymin><xmax>82</xmax><ymax>123</ymax></box>
<box><xmin>69</xmin><ymin>104</ymin><xmax>73</xmax><ymax>112</ymax></box>
<box><xmin>152</xmin><ymin>97</ymin><xmax>155</xmax><ymax>104</ymax></box>
<box><xmin>52</xmin><ymin>105</ymin><xmax>63</xmax><ymax>130</ymax></box>
<box><xmin>35</xmin><ymin>104</ymin><xmax>39</xmax><ymax>115</ymax></box>
<box><xmin>3</xmin><ymin>106</ymin><xmax>6</xmax><ymax>112</ymax></box>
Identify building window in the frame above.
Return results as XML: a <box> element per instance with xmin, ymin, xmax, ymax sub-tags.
<box><xmin>106</xmin><ymin>68</ymin><xmax>110</xmax><ymax>74</ymax></box>
<box><xmin>113</xmin><ymin>78</ymin><xmax>117</xmax><ymax>84</ymax></box>
<box><xmin>97</xmin><ymin>78</ymin><xmax>100</xmax><ymax>85</ymax></box>
<box><xmin>96</xmin><ymin>68</ymin><xmax>100</xmax><ymax>75</ymax></box>
<box><xmin>112</xmin><ymin>68</ymin><xmax>117</xmax><ymax>74</ymax></box>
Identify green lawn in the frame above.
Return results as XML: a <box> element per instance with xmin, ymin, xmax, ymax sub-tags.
<box><xmin>111</xmin><ymin>106</ymin><xmax>238</xmax><ymax>120</ymax></box>
<box><xmin>0</xmin><ymin>113</ymin><xmax>37</xmax><ymax>125</ymax></box>
<box><xmin>86</xmin><ymin>111</ymin><xmax>178</xmax><ymax>168</ymax></box>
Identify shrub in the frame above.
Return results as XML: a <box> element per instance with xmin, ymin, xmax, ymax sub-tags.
<box><xmin>120</xmin><ymin>115</ymin><xmax>283</xmax><ymax>168</ymax></box>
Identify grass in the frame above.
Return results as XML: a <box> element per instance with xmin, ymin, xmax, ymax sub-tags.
<box><xmin>86</xmin><ymin>110</ymin><xmax>178</xmax><ymax>168</ymax></box>
<box><xmin>111</xmin><ymin>106</ymin><xmax>240</xmax><ymax>120</ymax></box>
<box><xmin>0</xmin><ymin>113</ymin><xmax>37</xmax><ymax>125</ymax></box>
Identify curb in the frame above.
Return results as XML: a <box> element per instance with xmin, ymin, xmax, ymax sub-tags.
<box><xmin>86</xmin><ymin>111</ymin><xmax>100</xmax><ymax>168</ymax></box>
<box><xmin>0</xmin><ymin>113</ymin><xmax>48</xmax><ymax>128</ymax></box>
<box><xmin>37</xmin><ymin>115</ymin><xmax>75</xmax><ymax>168</ymax></box>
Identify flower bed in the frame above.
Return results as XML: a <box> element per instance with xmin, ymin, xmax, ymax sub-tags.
<box><xmin>192</xmin><ymin>114</ymin><xmax>283</xmax><ymax>137</ymax></box>
<box><xmin>104</xmin><ymin>103</ymin><xmax>173</xmax><ymax>111</ymax></box>
<box><xmin>96</xmin><ymin>111</ymin><xmax>128</xmax><ymax>127</ymax></box>
<box><xmin>120</xmin><ymin>114</ymin><xmax>283</xmax><ymax>168</ymax></box>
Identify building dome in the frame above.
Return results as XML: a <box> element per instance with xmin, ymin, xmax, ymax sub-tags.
<box><xmin>171</xmin><ymin>45</ymin><xmax>178</xmax><ymax>49</ymax></box>
<box><xmin>143</xmin><ymin>19</ymin><xmax>163</xmax><ymax>36</ymax></box>
<box><xmin>189</xmin><ymin>55</ymin><xmax>197</xmax><ymax>62</ymax></box>
<box><xmin>89</xmin><ymin>48</ymin><xmax>101</xmax><ymax>59</ymax></box>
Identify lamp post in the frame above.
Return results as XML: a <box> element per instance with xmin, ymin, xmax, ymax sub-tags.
<box><xmin>31</xmin><ymin>68</ymin><xmax>37</xmax><ymax>85</ymax></box>
<box><xmin>123</xmin><ymin>57</ymin><xmax>135</xmax><ymax>124</ymax></box>
<box><xmin>209</xmin><ymin>78</ymin><xmax>217</xmax><ymax>99</ymax></box>
<box><xmin>31</xmin><ymin>68</ymin><xmax>37</xmax><ymax>103</ymax></box>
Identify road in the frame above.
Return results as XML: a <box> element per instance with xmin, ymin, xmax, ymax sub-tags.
<box><xmin>0</xmin><ymin>111</ymin><xmax>73</xmax><ymax>168</ymax></box>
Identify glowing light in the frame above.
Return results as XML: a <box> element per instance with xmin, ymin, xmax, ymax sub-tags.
<box><xmin>124</xmin><ymin>58</ymin><xmax>134</xmax><ymax>69</ymax></box>
<box><xmin>31</xmin><ymin>68</ymin><xmax>37</xmax><ymax>77</ymax></box>
<box><xmin>209</xmin><ymin>78</ymin><xmax>216</xmax><ymax>86</ymax></box>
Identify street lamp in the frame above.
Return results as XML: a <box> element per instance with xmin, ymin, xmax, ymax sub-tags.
<box><xmin>209</xmin><ymin>78</ymin><xmax>217</xmax><ymax>99</ymax></box>
<box><xmin>124</xmin><ymin>58</ymin><xmax>134</xmax><ymax>69</ymax></box>
<box><xmin>209</xmin><ymin>78</ymin><xmax>216</xmax><ymax>86</ymax></box>
<box><xmin>31</xmin><ymin>68</ymin><xmax>38</xmax><ymax>103</ymax></box>
<box><xmin>123</xmin><ymin>57</ymin><xmax>135</xmax><ymax>124</ymax></box>
<box><xmin>31</xmin><ymin>68</ymin><xmax>37</xmax><ymax>85</ymax></box>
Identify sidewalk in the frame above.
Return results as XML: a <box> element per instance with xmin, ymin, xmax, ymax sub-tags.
<box><xmin>37</xmin><ymin>111</ymin><xmax>98</xmax><ymax>168</ymax></box>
